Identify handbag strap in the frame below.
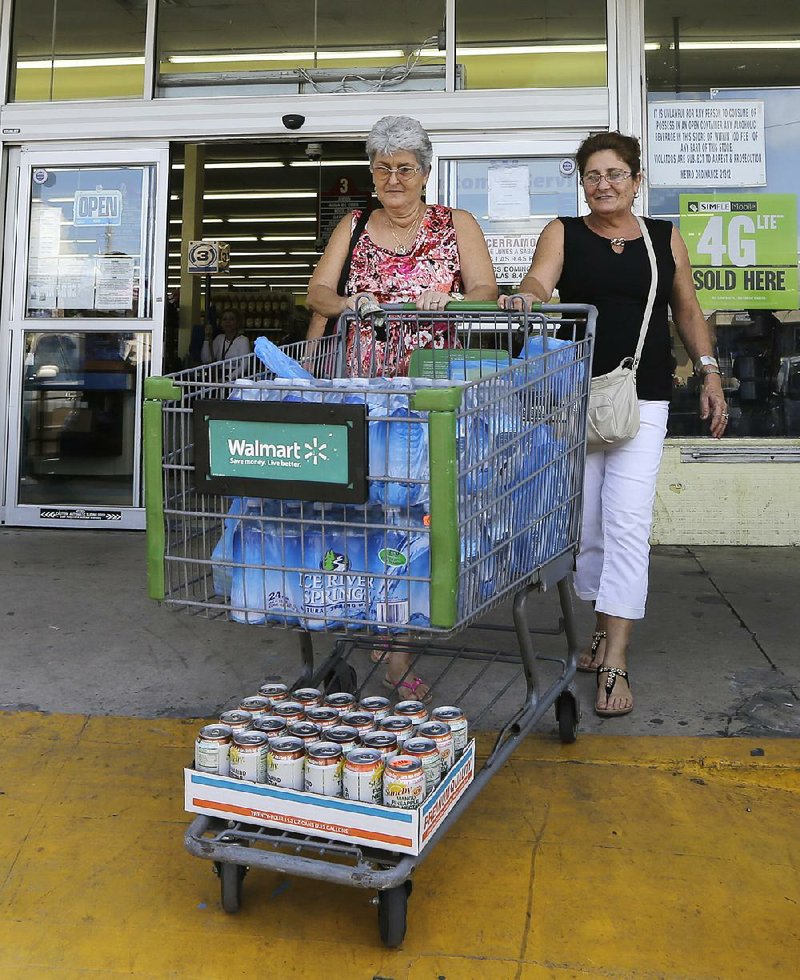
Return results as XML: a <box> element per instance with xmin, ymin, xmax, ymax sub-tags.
<box><xmin>631</xmin><ymin>214</ymin><xmax>658</xmax><ymax>371</ymax></box>
<box><xmin>337</xmin><ymin>207</ymin><xmax>371</xmax><ymax>296</ymax></box>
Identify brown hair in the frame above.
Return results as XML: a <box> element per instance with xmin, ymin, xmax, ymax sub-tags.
<box><xmin>575</xmin><ymin>131</ymin><xmax>641</xmax><ymax>177</ymax></box>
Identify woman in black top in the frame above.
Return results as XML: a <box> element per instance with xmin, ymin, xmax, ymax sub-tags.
<box><xmin>502</xmin><ymin>132</ymin><xmax>727</xmax><ymax>718</ymax></box>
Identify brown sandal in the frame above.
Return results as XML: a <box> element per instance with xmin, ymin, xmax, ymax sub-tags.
<box><xmin>577</xmin><ymin>630</ymin><xmax>606</xmax><ymax>673</ymax></box>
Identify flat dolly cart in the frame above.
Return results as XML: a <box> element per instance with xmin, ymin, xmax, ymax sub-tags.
<box><xmin>144</xmin><ymin>302</ymin><xmax>596</xmax><ymax>947</ymax></box>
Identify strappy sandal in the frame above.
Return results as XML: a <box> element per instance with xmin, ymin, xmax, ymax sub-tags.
<box><xmin>577</xmin><ymin>630</ymin><xmax>606</xmax><ymax>672</ymax></box>
<box><xmin>382</xmin><ymin>674</ymin><xmax>433</xmax><ymax>704</ymax></box>
<box><xmin>595</xmin><ymin>665</ymin><xmax>633</xmax><ymax>717</ymax></box>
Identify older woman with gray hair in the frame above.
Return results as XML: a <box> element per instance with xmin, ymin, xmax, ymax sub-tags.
<box><xmin>307</xmin><ymin>116</ymin><xmax>496</xmax><ymax>701</ymax></box>
<box><xmin>307</xmin><ymin>114</ymin><xmax>497</xmax><ymax>377</ymax></box>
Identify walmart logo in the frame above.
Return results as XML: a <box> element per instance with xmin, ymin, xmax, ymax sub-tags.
<box><xmin>303</xmin><ymin>437</ymin><xmax>329</xmax><ymax>465</ymax></box>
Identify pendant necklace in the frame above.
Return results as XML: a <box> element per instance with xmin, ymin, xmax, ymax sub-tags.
<box><xmin>386</xmin><ymin>205</ymin><xmax>424</xmax><ymax>255</ymax></box>
<box><xmin>610</xmin><ymin>237</ymin><xmax>626</xmax><ymax>251</ymax></box>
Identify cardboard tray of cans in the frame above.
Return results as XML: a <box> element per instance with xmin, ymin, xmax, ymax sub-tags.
<box><xmin>184</xmin><ymin>739</ymin><xmax>475</xmax><ymax>857</ymax></box>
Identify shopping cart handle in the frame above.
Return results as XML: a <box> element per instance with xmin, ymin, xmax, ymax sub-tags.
<box><xmin>393</xmin><ymin>301</ymin><xmax>541</xmax><ymax>312</ymax></box>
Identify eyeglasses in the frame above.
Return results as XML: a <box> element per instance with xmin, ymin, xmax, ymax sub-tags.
<box><xmin>582</xmin><ymin>169</ymin><xmax>633</xmax><ymax>186</ymax></box>
<box><xmin>371</xmin><ymin>164</ymin><xmax>422</xmax><ymax>181</ymax></box>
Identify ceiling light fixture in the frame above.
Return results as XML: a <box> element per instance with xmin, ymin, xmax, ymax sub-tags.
<box><xmin>289</xmin><ymin>160</ymin><xmax>370</xmax><ymax>168</ymax></box>
<box><xmin>204</xmin><ymin>191</ymin><xmax>316</xmax><ymax>200</ymax></box>
<box><xmin>18</xmin><ymin>56</ymin><xmax>145</xmax><ymax>69</ymax></box>
<box><xmin>172</xmin><ymin>161</ymin><xmax>286</xmax><ymax>170</ymax></box>
<box><xmin>261</xmin><ymin>235</ymin><xmax>316</xmax><ymax>242</ymax></box>
<box><xmin>227</xmin><ymin>217</ymin><xmax>316</xmax><ymax>224</ymax></box>
<box><xmin>167</xmin><ymin>50</ymin><xmax>404</xmax><ymax>65</ymax></box>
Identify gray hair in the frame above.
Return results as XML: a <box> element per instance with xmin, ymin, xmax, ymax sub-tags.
<box><xmin>366</xmin><ymin>116</ymin><xmax>432</xmax><ymax>171</ymax></box>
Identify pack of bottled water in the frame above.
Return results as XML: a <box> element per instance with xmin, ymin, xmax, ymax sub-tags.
<box><xmin>212</xmin><ymin>343</ymin><xmax>579</xmax><ymax>628</ymax></box>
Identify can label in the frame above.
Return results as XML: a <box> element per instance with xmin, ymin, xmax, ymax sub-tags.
<box><xmin>305</xmin><ymin>757</ymin><xmax>344</xmax><ymax>797</ymax></box>
<box><xmin>404</xmin><ymin>737</ymin><xmax>442</xmax><ymax>795</ymax></box>
<box><xmin>418</xmin><ymin>721</ymin><xmax>455</xmax><ymax>774</ymax></box>
<box><xmin>219</xmin><ymin>709</ymin><xmax>253</xmax><ymax>732</ymax></box>
<box><xmin>266</xmin><ymin>736</ymin><xmax>305</xmax><ymax>790</ymax></box>
<box><xmin>431</xmin><ymin>706</ymin><xmax>468</xmax><ymax>757</ymax></box>
<box><xmin>383</xmin><ymin>756</ymin><xmax>426</xmax><ymax>809</ymax></box>
<box><xmin>195</xmin><ymin>724</ymin><xmax>232</xmax><ymax>776</ymax></box>
<box><xmin>229</xmin><ymin>732</ymin><xmax>269</xmax><ymax>783</ymax></box>
<box><xmin>342</xmin><ymin>749</ymin><xmax>384</xmax><ymax>803</ymax></box>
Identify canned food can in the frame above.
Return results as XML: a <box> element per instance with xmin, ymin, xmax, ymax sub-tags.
<box><xmin>393</xmin><ymin>700</ymin><xmax>429</xmax><ymax>731</ymax></box>
<box><xmin>325</xmin><ymin>725</ymin><xmax>360</xmax><ymax>756</ymax></box>
<box><xmin>258</xmin><ymin>682</ymin><xmax>289</xmax><ymax>704</ymax></box>
<box><xmin>304</xmin><ymin>706</ymin><xmax>340</xmax><ymax>730</ymax></box>
<box><xmin>219</xmin><ymin>709</ymin><xmax>254</xmax><ymax>733</ymax></box>
<box><xmin>305</xmin><ymin>742</ymin><xmax>344</xmax><ymax>797</ymax></box>
<box><xmin>266</xmin><ymin>735</ymin><xmax>305</xmax><ymax>790</ymax></box>
<box><xmin>271</xmin><ymin>701</ymin><xmax>306</xmax><ymax>724</ymax></box>
<box><xmin>239</xmin><ymin>695</ymin><xmax>272</xmax><ymax>718</ymax></box>
<box><xmin>417</xmin><ymin>720</ymin><xmax>455</xmax><ymax>774</ymax></box>
<box><xmin>379</xmin><ymin>715</ymin><xmax>414</xmax><ymax>749</ymax></box>
<box><xmin>292</xmin><ymin>687</ymin><xmax>323</xmax><ymax>709</ymax></box>
<box><xmin>195</xmin><ymin>724</ymin><xmax>232</xmax><ymax>776</ymax></box>
<box><xmin>251</xmin><ymin>716</ymin><xmax>288</xmax><ymax>737</ymax></box>
<box><xmin>287</xmin><ymin>720</ymin><xmax>322</xmax><ymax>746</ymax></box>
<box><xmin>342</xmin><ymin>748</ymin><xmax>384</xmax><ymax>803</ymax></box>
<box><xmin>383</xmin><ymin>755</ymin><xmax>426</xmax><ymax>809</ymax></box>
<box><xmin>340</xmin><ymin>711</ymin><xmax>376</xmax><ymax>736</ymax></box>
<box><xmin>323</xmin><ymin>692</ymin><xmax>357</xmax><ymax>716</ymax></box>
<box><xmin>403</xmin><ymin>736</ymin><xmax>442</xmax><ymax>795</ymax></box>
<box><xmin>229</xmin><ymin>730</ymin><xmax>269</xmax><ymax>783</ymax></box>
<box><xmin>359</xmin><ymin>696</ymin><xmax>392</xmax><ymax>721</ymax></box>
<box><xmin>431</xmin><ymin>705</ymin><xmax>469</xmax><ymax>757</ymax></box>
<box><xmin>360</xmin><ymin>730</ymin><xmax>399</xmax><ymax>762</ymax></box>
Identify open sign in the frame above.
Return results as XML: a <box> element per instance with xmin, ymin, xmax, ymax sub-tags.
<box><xmin>73</xmin><ymin>190</ymin><xmax>122</xmax><ymax>226</ymax></box>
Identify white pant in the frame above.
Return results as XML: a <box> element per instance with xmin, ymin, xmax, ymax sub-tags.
<box><xmin>574</xmin><ymin>400</ymin><xmax>669</xmax><ymax>620</ymax></box>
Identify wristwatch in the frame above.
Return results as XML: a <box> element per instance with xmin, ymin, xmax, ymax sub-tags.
<box><xmin>694</xmin><ymin>355</ymin><xmax>720</xmax><ymax>377</ymax></box>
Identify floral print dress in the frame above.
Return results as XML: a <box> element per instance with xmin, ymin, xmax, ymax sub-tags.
<box><xmin>344</xmin><ymin>204</ymin><xmax>462</xmax><ymax>376</ymax></box>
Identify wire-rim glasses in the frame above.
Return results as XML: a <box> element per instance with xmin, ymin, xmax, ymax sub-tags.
<box><xmin>582</xmin><ymin>169</ymin><xmax>633</xmax><ymax>186</ymax></box>
<box><xmin>371</xmin><ymin>164</ymin><xmax>422</xmax><ymax>181</ymax></box>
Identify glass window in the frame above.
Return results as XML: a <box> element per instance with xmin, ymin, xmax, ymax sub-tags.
<box><xmin>157</xmin><ymin>1</ymin><xmax>446</xmax><ymax>97</ymax></box>
<box><xmin>455</xmin><ymin>0</ymin><xmax>606</xmax><ymax>90</ymax></box>
<box><xmin>19</xmin><ymin>330</ymin><xmax>151</xmax><ymax>507</ymax></box>
<box><xmin>26</xmin><ymin>166</ymin><xmax>156</xmax><ymax>319</ymax></box>
<box><xmin>644</xmin><ymin>2</ymin><xmax>800</xmax><ymax>439</ymax></box>
<box><xmin>440</xmin><ymin>156</ymin><xmax>579</xmax><ymax>288</ymax></box>
<box><xmin>9</xmin><ymin>0</ymin><xmax>146</xmax><ymax>102</ymax></box>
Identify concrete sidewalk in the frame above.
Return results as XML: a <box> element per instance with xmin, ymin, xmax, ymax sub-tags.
<box><xmin>0</xmin><ymin>714</ymin><xmax>798</xmax><ymax>978</ymax></box>
<box><xmin>1</xmin><ymin>529</ymin><xmax>799</xmax><ymax>737</ymax></box>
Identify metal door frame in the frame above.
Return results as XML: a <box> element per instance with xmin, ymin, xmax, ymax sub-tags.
<box><xmin>1</xmin><ymin>141</ymin><xmax>169</xmax><ymax>529</ymax></box>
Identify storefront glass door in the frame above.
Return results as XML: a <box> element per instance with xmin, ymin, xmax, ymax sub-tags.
<box><xmin>2</xmin><ymin>144</ymin><xmax>169</xmax><ymax>528</ymax></box>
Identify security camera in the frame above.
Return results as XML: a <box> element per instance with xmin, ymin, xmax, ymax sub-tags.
<box><xmin>305</xmin><ymin>142</ymin><xmax>323</xmax><ymax>161</ymax></box>
<box><xmin>282</xmin><ymin>114</ymin><xmax>306</xmax><ymax>131</ymax></box>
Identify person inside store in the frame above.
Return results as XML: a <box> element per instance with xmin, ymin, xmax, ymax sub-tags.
<box><xmin>500</xmin><ymin>131</ymin><xmax>727</xmax><ymax>718</ymax></box>
<box><xmin>201</xmin><ymin>307</ymin><xmax>250</xmax><ymax>363</ymax></box>
<box><xmin>306</xmin><ymin>114</ymin><xmax>498</xmax><ymax>701</ymax></box>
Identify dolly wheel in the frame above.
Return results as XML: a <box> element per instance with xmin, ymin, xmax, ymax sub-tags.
<box><xmin>218</xmin><ymin>862</ymin><xmax>245</xmax><ymax>914</ymax></box>
<box><xmin>555</xmin><ymin>691</ymin><xmax>579</xmax><ymax>744</ymax></box>
<box><xmin>377</xmin><ymin>883</ymin><xmax>410</xmax><ymax>948</ymax></box>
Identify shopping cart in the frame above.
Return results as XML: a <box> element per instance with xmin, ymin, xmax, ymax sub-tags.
<box><xmin>144</xmin><ymin>302</ymin><xmax>595</xmax><ymax>947</ymax></box>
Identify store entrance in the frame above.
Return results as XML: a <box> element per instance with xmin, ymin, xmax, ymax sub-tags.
<box><xmin>166</xmin><ymin>139</ymin><xmax>371</xmax><ymax>371</ymax></box>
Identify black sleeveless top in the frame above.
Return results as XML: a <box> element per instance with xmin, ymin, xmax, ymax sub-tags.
<box><xmin>556</xmin><ymin>216</ymin><xmax>676</xmax><ymax>400</ymax></box>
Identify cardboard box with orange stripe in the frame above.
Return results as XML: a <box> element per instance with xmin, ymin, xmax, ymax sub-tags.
<box><xmin>185</xmin><ymin>740</ymin><xmax>475</xmax><ymax>856</ymax></box>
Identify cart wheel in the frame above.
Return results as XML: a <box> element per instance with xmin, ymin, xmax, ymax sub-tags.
<box><xmin>555</xmin><ymin>691</ymin><xmax>579</xmax><ymax>744</ymax></box>
<box><xmin>377</xmin><ymin>883</ymin><xmax>410</xmax><ymax>948</ymax></box>
<box><xmin>218</xmin><ymin>862</ymin><xmax>246</xmax><ymax>914</ymax></box>
<box><xmin>323</xmin><ymin>659</ymin><xmax>358</xmax><ymax>695</ymax></box>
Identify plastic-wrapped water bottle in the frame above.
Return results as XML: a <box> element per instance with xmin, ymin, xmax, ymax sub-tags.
<box><xmin>368</xmin><ymin>507</ymin><xmax>430</xmax><ymax>631</ymax></box>
<box><xmin>301</xmin><ymin>508</ymin><xmax>370</xmax><ymax>630</ymax></box>
<box><xmin>229</xmin><ymin>514</ymin><xmax>304</xmax><ymax>626</ymax></box>
<box><xmin>368</xmin><ymin>382</ymin><xmax>429</xmax><ymax>509</ymax></box>
<box><xmin>211</xmin><ymin>496</ymin><xmax>244</xmax><ymax>598</ymax></box>
<box><xmin>459</xmin><ymin>518</ymin><xmax>496</xmax><ymax>611</ymax></box>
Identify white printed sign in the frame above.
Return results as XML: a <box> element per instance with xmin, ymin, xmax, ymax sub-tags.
<box><xmin>488</xmin><ymin>166</ymin><xmax>531</xmax><ymax>220</ymax></box>
<box><xmin>648</xmin><ymin>101</ymin><xmax>766</xmax><ymax>188</ymax></box>
<box><xmin>485</xmin><ymin>233</ymin><xmax>537</xmax><ymax>285</ymax></box>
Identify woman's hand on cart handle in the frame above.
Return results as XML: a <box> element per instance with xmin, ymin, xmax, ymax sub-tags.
<box><xmin>498</xmin><ymin>293</ymin><xmax>539</xmax><ymax>311</ymax></box>
<box><xmin>699</xmin><ymin>373</ymin><xmax>729</xmax><ymax>439</ymax></box>
<box><xmin>415</xmin><ymin>289</ymin><xmax>453</xmax><ymax>311</ymax></box>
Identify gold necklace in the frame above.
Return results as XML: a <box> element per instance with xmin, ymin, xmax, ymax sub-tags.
<box><xmin>385</xmin><ymin>205</ymin><xmax>424</xmax><ymax>255</ymax></box>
